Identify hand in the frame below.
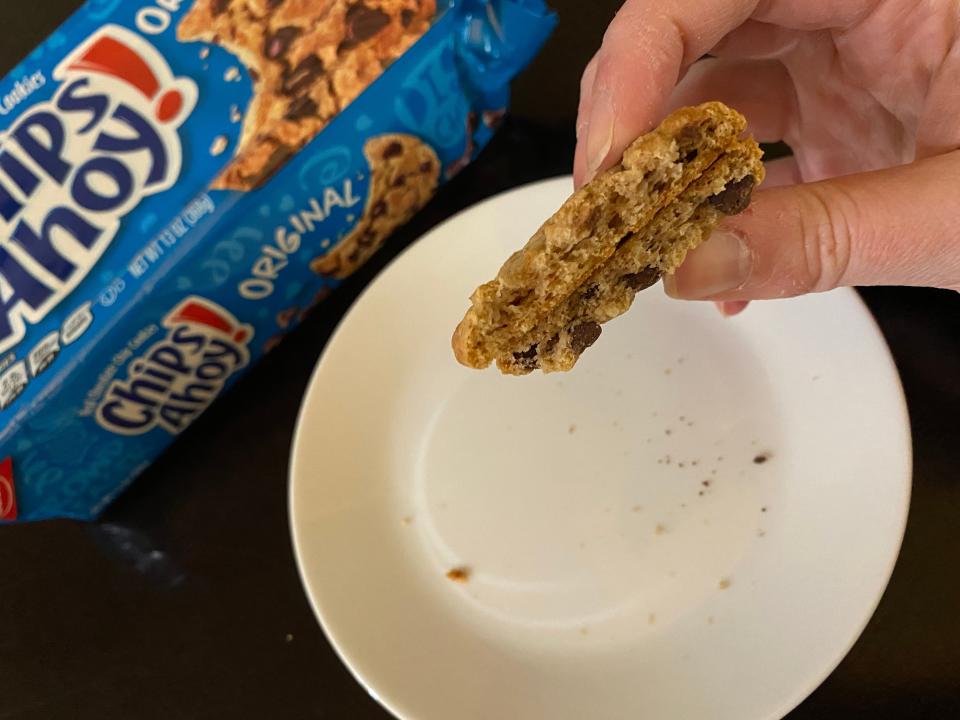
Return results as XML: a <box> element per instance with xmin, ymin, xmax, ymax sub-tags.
<box><xmin>575</xmin><ymin>0</ymin><xmax>960</xmax><ymax>313</ymax></box>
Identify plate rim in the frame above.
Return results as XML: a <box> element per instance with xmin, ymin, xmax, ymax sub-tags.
<box><xmin>288</xmin><ymin>175</ymin><xmax>913</xmax><ymax>720</ymax></box>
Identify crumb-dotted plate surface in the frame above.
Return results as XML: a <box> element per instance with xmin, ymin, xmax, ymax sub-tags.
<box><xmin>290</xmin><ymin>177</ymin><xmax>911</xmax><ymax>720</ymax></box>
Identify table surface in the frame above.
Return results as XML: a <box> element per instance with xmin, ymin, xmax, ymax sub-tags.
<box><xmin>2</xmin><ymin>2</ymin><xmax>959</xmax><ymax>719</ymax></box>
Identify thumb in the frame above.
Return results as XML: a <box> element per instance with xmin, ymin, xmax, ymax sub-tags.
<box><xmin>664</xmin><ymin>150</ymin><xmax>960</xmax><ymax>300</ymax></box>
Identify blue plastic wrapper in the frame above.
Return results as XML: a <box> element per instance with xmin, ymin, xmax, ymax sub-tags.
<box><xmin>0</xmin><ymin>0</ymin><xmax>556</xmax><ymax>522</ymax></box>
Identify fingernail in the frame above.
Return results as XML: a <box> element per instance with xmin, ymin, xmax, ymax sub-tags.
<box><xmin>664</xmin><ymin>230</ymin><xmax>752</xmax><ymax>299</ymax></box>
<box><xmin>584</xmin><ymin>90</ymin><xmax>614</xmax><ymax>181</ymax></box>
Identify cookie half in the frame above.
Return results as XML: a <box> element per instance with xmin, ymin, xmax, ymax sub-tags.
<box><xmin>452</xmin><ymin>102</ymin><xmax>765</xmax><ymax>374</ymax></box>
<box><xmin>311</xmin><ymin>133</ymin><xmax>439</xmax><ymax>279</ymax></box>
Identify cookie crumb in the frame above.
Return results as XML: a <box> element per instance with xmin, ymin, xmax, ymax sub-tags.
<box><xmin>691</xmin><ymin>460</ymin><xmax>699</xmax><ymax>466</ymax></box>
<box><xmin>716</xmin><ymin>455</ymin><xmax>724</xmax><ymax>462</ymax></box>
<box><xmin>401</xmin><ymin>515</ymin><xmax>414</xmax><ymax>526</ymax></box>
<box><xmin>446</xmin><ymin>567</ymin><xmax>471</xmax><ymax>583</ymax></box>
<box><xmin>210</xmin><ymin>135</ymin><xmax>229</xmax><ymax>156</ymax></box>
<box><xmin>698</xmin><ymin>490</ymin><xmax>704</xmax><ymax>496</ymax></box>
<box><xmin>702</xmin><ymin>480</ymin><xmax>711</xmax><ymax>487</ymax></box>
<box><xmin>678</xmin><ymin>461</ymin><xmax>685</xmax><ymax>468</ymax></box>
<box><xmin>677</xmin><ymin>357</ymin><xmax>685</xmax><ymax>364</ymax></box>
<box><xmin>761</xmin><ymin>506</ymin><xmax>768</xmax><ymax>513</ymax></box>
<box><xmin>579</xmin><ymin>541</ymin><xmax>587</xmax><ymax>550</ymax></box>
<box><xmin>648</xmin><ymin>612</ymin><xmax>656</xmax><ymax>625</ymax></box>
<box><xmin>632</xmin><ymin>505</ymin><xmax>643</xmax><ymax>513</ymax></box>
<box><xmin>757</xmin><ymin>529</ymin><xmax>766</xmax><ymax>538</ymax></box>
<box><xmin>664</xmin><ymin>368</ymin><xmax>672</xmax><ymax>375</ymax></box>
<box><xmin>655</xmin><ymin>523</ymin><xmax>667</xmax><ymax>535</ymax></box>
<box><xmin>679</xmin><ymin>415</ymin><xmax>686</xmax><ymax>422</ymax></box>
<box><xmin>753</xmin><ymin>452</ymin><xmax>772</xmax><ymax>464</ymax></box>
<box><xmin>665</xmin><ymin>428</ymin><xmax>672</xmax><ymax>436</ymax></box>
<box><xmin>812</xmin><ymin>375</ymin><xmax>820</xmax><ymax>381</ymax></box>
<box><xmin>285</xmin><ymin>633</ymin><xmax>294</xmax><ymax>643</ymax></box>
<box><xmin>718</xmin><ymin>578</ymin><xmax>731</xmax><ymax>590</ymax></box>
<box><xmin>568</xmin><ymin>424</ymin><xmax>576</xmax><ymax>434</ymax></box>
<box><xmin>707</xmin><ymin>616</ymin><xmax>715</xmax><ymax>625</ymax></box>
<box><xmin>579</xmin><ymin>627</ymin><xmax>589</xmax><ymax>636</ymax></box>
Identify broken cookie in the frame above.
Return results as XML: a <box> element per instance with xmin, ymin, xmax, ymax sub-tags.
<box><xmin>452</xmin><ymin>101</ymin><xmax>765</xmax><ymax>374</ymax></box>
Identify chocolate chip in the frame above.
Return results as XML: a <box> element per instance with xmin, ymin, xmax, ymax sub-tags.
<box><xmin>212</xmin><ymin>0</ymin><xmax>231</xmax><ymax>16</ymax></box>
<box><xmin>357</xmin><ymin>230</ymin><xmax>378</xmax><ymax>248</ymax></box>
<box><xmin>249</xmin><ymin>68</ymin><xmax>260</xmax><ymax>83</ymax></box>
<box><xmin>383</xmin><ymin>141</ymin><xmax>404</xmax><ymax>159</ymax></box>
<box><xmin>282</xmin><ymin>55</ymin><xmax>324</xmax><ymax>95</ymax></box>
<box><xmin>622</xmin><ymin>267</ymin><xmax>661</xmax><ymax>291</ymax></box>
<box><xmin>267</xmin><ymin>0</ymin><xmax>285</xmax><ymax>8</ymax></box>
<box><xmin>392</xmin><ymin>174</ymin><xmax>407</xmax><ymax>187</ymax></box>
<box><xmin>653</xmin><ymin>180</ymin><xmax>667</xmax><ymax>192</ymax></box>
<box><xmin>285</xmin><ymin>96</ymin><xmax>318</xmax><ymax>120</ymax></box>
<box><xmin>265</xmin><ymin>26</ymin><xmax>301</xmax><ymax>61</ymax></box>
<box><xmin>543</xmin><ymin>334</ymin><xmax>560</xmax><ymax>354</ymax></box>
<box><xmin>512</xmin><ymin>344</ymin><xmax>539</xmax><ymax>370</ymax></box>
<box><xmin>419</xmin><ymin>160</ymin><xmax>433</xmax><ymax>173</ymax></box>
<box><xmin>371</xmin><ymin>200</ymin><xmax>387</xmax><ymax>217</ymax></box>
<box><xmin>340</xmin><ymin>3</ymin><xmax>391</xmax><ymax>51</ymax></box>
<box><xmin>681</xmin><ymin>148</ymin><xmax>698</xmax><ymax>162</ymax></box>
<box><xmin>569</xmin><ymin>322</ymin><xmax>601</xmax><ymax>355</ymax></box>
<box><xmin>586</xmin><ymin>207</ymin><xmax>601</xmax><ymax>228</ymax></box>
<box><xmin>607</xmin><ymin>213</ymin><xmax>623</xmax><ymax>231</ymax></box>
<box><xmin>708</xmin><ymin>175</ymin><xmax>756</xmax><ymax>215</ymax></box>
<box><xmin>582</xmin><ymin>284</ymin><xmax>599</xmax><ymax>300</ymax></box>
<box><xmin>401</xmin><ymin>9</ymin><xmax>415</xmax><ymax>26</ymax></box>
<box><xmin>679</xmin><ymin>124</ymin><xmax>702</xmax><ymax>143</ymax></box>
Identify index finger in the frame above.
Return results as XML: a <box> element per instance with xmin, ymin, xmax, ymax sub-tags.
<box><xmin>574</xmin><ymin>0</ymin><xmax>880</xmax><ymax>186</ymax></box>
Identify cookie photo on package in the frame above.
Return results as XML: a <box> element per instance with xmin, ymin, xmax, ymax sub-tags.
<box><xmin>0</xmin><ymin>0</ymin><xmax>556</xmax><ymax>522</ymax></box>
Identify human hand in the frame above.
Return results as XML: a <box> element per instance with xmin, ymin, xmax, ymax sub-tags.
<box><xmin>575</xmin><ymin>0</ymin><xmax>960</xmax><ymax>313</ymax></box>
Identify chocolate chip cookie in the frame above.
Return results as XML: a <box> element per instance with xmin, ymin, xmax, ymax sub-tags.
<box><xmin>311</xmin><ymin>133</ymin><xmax>439</xmax><ymax>279</ymax></box>
<box><xmin>179</xmin><ymin>0</ymin><xmax>435</xmax><ymax>190</ymax></box>
<box><xmin>452</xmin><ymin>102</ymin><xmax>765</xmax><ymax>374</ymax></box>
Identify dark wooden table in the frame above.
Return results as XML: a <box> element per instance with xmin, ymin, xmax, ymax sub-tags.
<box><xmin>1</xmin><ymin>2</ymin><xmax>959</xmax><ymax>718</ymax></box>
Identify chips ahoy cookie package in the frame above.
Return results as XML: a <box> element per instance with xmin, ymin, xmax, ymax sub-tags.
<box><xmin>0</xmin><ymin>0</ymin><xmax>556</xmax><ymax>522</ymax></box>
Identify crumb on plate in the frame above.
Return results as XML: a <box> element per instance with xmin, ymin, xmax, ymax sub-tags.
<box><xmin>446</xmin><ymin>567</ymin><xmax>471</xmax><ymax>583</ymax></box>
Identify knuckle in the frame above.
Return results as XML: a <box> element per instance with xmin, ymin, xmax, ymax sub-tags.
<box><xmin>795</xmin><ymin>183</ymin><xmax>855</xmax><ymax>292</ymax></box>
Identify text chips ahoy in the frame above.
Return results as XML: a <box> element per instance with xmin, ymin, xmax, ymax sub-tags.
<box><xmin>0</xmin><ymin>0</ymin><xmax>556</xmax><ymax>521</ymax></box>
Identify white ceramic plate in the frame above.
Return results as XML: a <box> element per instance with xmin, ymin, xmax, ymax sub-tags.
<box><xmin>290</xmin><ymin>177</ymin><xmax>911</xmax><ymax>720</ymax></box>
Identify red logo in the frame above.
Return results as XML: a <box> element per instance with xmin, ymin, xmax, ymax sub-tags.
<box><xmin>0</xmin><ymin>457</ymin><xmax>17</xmax><ymax>521</ymax></box>
<box><xmin>68</xmin><ymin>33</ymin><xmax>186</xmax><ymax>124</ymax></box>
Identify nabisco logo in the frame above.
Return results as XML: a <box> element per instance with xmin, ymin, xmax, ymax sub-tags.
<box><xmin>0</xmin><ymin>457</ymin><xmax>16</xmax><ymax>521</ymax></box>
<box><xmin>96</xmin><ymin>296</ymin><xmax>253</xmax><ymax>436</ymax></box>
<box><xmin>0</xmin><ymin>25</ymin><xmax>197</xmax><ymax>355</ymax></box>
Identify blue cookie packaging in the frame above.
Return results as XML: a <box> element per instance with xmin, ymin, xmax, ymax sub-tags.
<box><xmin>0</xmin><ymin>0</ymin><xmax>556</xmax><ymax>522</ymax></box>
